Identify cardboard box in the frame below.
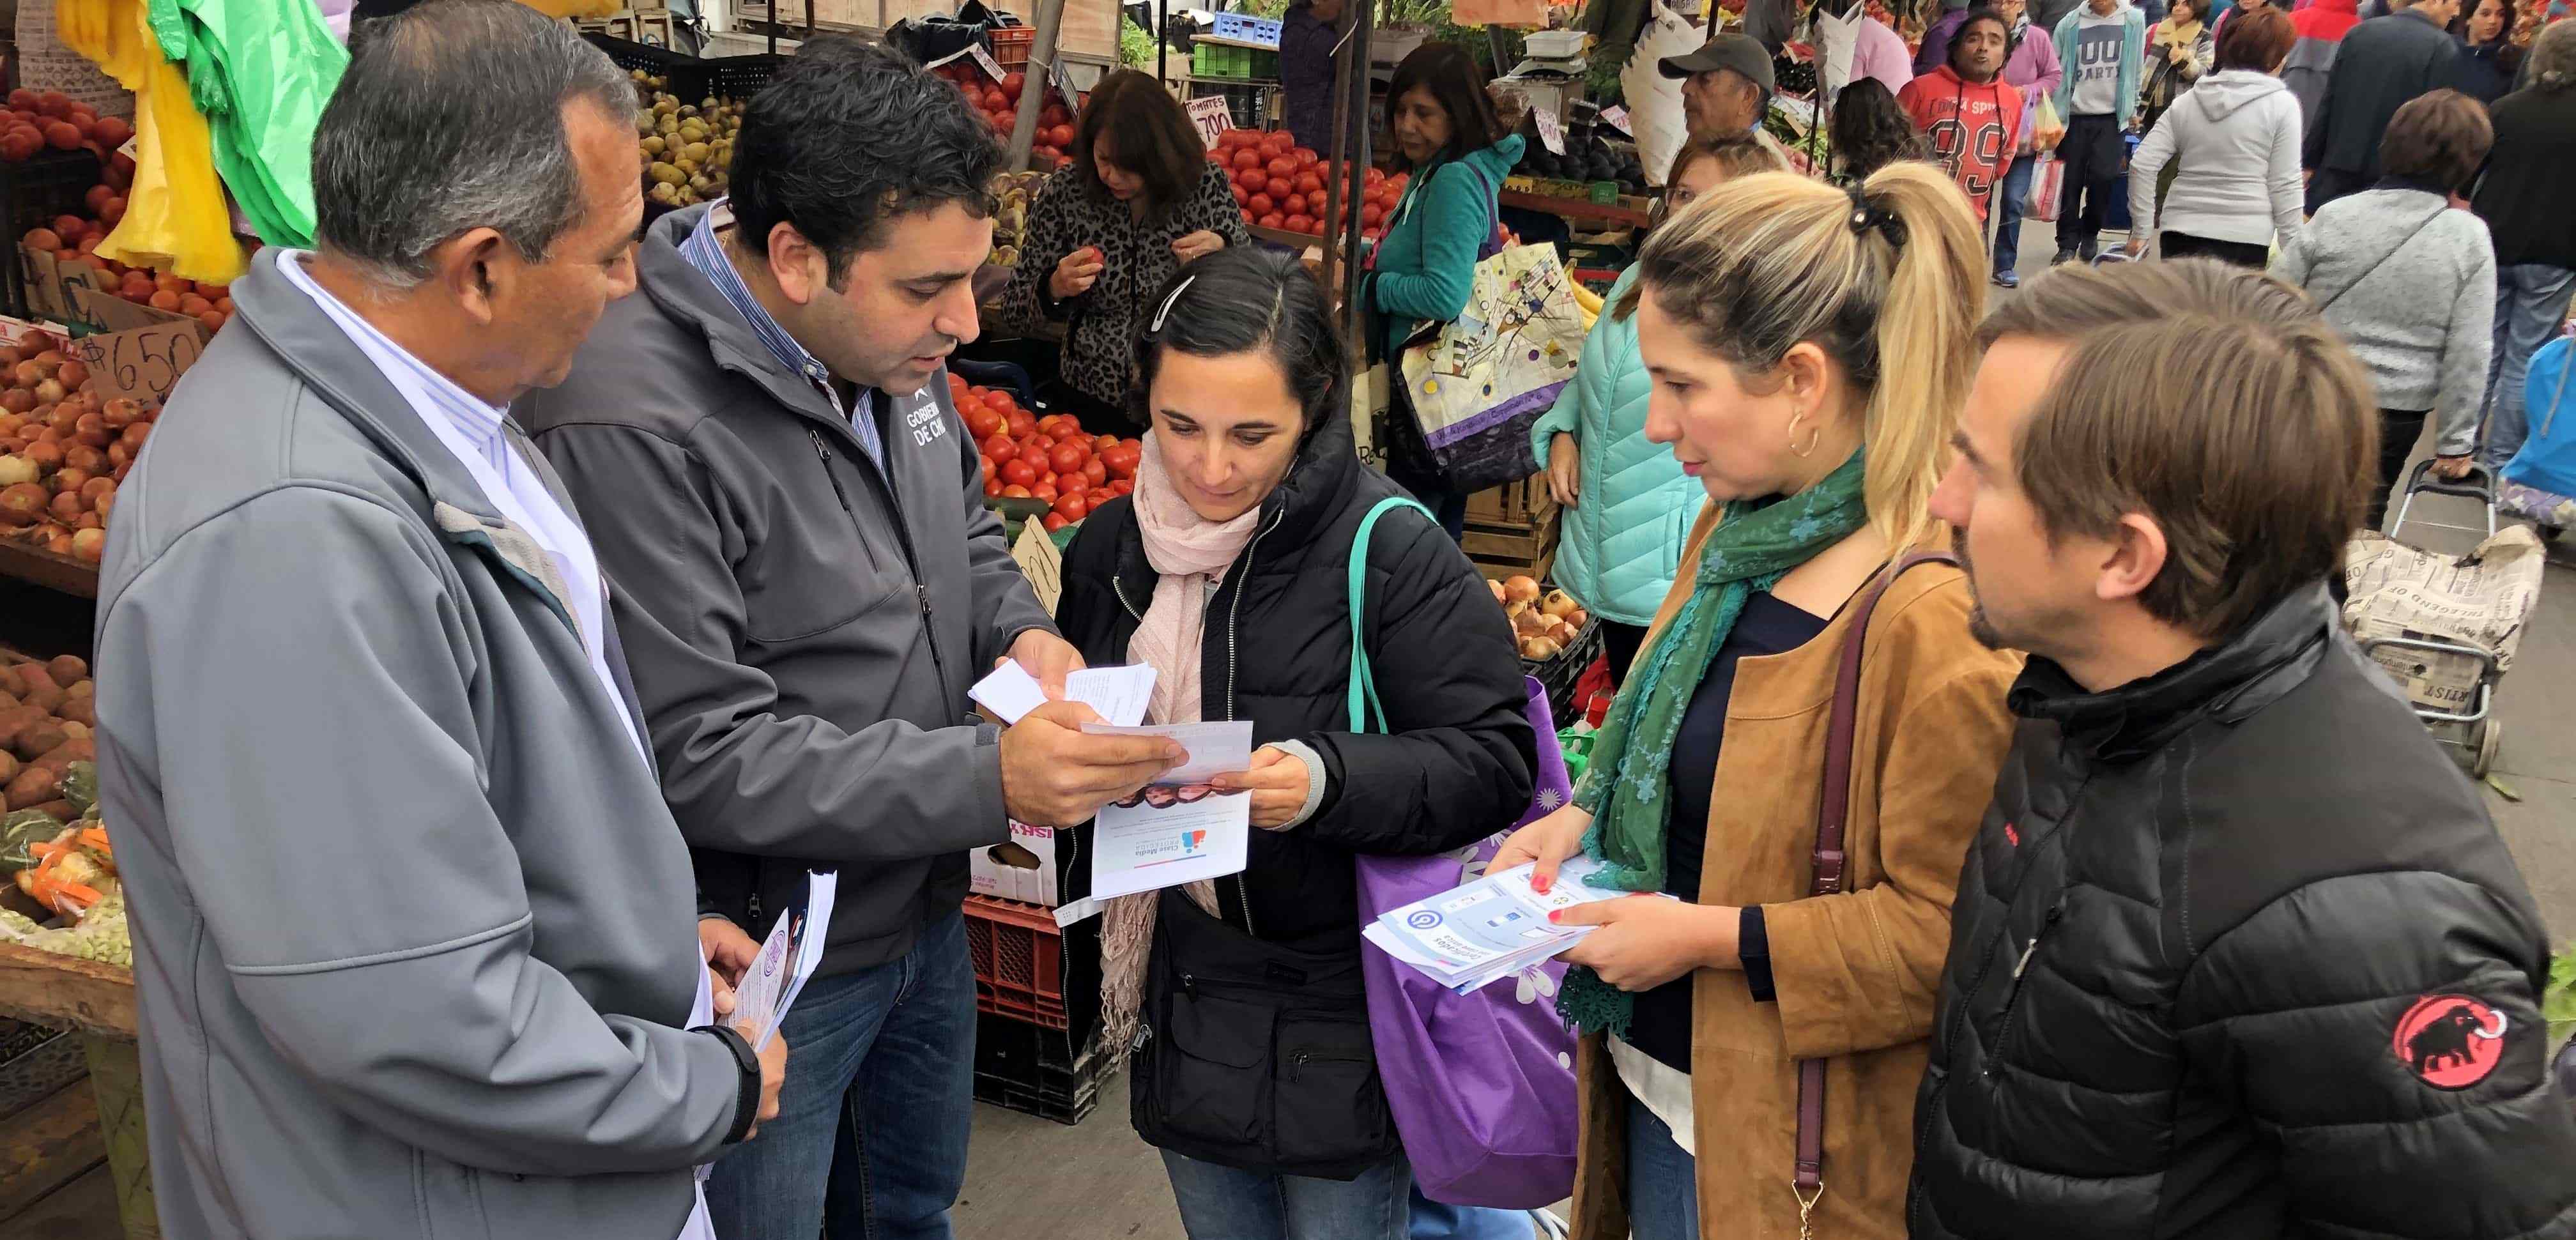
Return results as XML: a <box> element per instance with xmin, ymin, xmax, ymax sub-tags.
<box><xmin>70</xmin><ymin>284</ymin><xmax>208</xmax><ymax>339</ymax></box>
<box><xmin>970</xmin><ymin>821</ymin><xmax>1071</xmax><ymax>907</ymax></box>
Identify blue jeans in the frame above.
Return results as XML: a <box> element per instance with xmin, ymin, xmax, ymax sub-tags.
<box><xmin>1625</xmin><ymin>1102</ymin><xmax>1700</xmax><ymax>1240</ymax></box>
<box><xmin>1407</xmin><ymin>1184</ymin><xmax>1532</xmax><ymax>1239</ymax></box>
<box><xmin>705</xmin><ymin>908</ymin><xmax>974</xmax><ymax>1240</ymax></box>
<box><xmin>1993</xmin><ymin>153</ymin><xmax>2037</xmax><ymax>276</ymax></box>
<box><xmin>2480</xmin><ymin>263</ymin><xmax>2576</xmax><ymax>471</ymax></box>
<box><xmin>1161</xmin><ymin>1148</ymin><xmax>1413</xmax><ymax>1240</ymax></box>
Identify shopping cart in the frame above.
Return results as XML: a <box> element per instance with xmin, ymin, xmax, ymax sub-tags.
<box><xmin>2390</xmin><ymin>458</ymin><xmax>2499</xmax><ymax>540</ymax></box>
<box><xmin>2342</xmin><ymin>510</ymin><xmax>2545</xmax><ymax>779</ymax></box>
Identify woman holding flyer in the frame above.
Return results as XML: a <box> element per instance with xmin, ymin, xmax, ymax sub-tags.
<box><xmin>1491</xmin><ymin>165</ymin><xmax>2020</xmax><ymax>1240</ymax></box>
<box><xmin>1054</xmin><ymin>247</ymin><xmax>1536</xmax><ymax>1240</ymax></box>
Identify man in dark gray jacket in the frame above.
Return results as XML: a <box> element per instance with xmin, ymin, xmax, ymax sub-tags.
<box><xmin>93</xmin><ymin>5</ymin><xmax>781</xmax><ymax>1238</ymax></box>
<box><xmin>520</xmin><ymin>40</ymin><xmax>1182</xmax><ymax>1240</ymax></box>
<box><xmin>2301</xmin><ymin>0</ymin><xmax>2462</xmax><ymax>210</ymax></box>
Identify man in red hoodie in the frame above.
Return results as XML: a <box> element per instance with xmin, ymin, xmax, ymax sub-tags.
<box><xmin>1900</xmin><ymin>6</ymin><xmax>2026</xmax><ymax>220</ymax></box>
<box><xmin>2283</xmin><ymin>0</ymin><xmax>2361</xmax><ymax>144</ymax></box>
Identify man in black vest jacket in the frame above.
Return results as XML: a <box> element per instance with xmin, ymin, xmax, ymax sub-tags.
<box><xmin>1912</xmin><ymin>257</ymin><xmax>2576</xmax><ymax>1239</ymax></box>
<box><xmin>2302</xmin><ymin>0</ymin><xmax>2463</xmax><ymax>210</ymax></box>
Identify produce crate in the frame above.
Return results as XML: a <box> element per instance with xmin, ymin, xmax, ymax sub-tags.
<box><xmin>0</xmin><ymin>1018</ymin><xmax>84</xmax><ymax>1115</ymax></box>
<box><xmin>972</xmin><ymin>1009</ymin><xmax>1104</xmax><ymax>1125</ymax></box>
<box><xmin>1466</xmin><ymin>475</ymin><xmax>1556</xmax><ymax>528</ymax></box>
<box><xmin>1524</xmin><ymin>617</ymin><xmax>1603</xmax><ymax>728</ymax></box>
<box><xmin>963</xmin><ymin>894</ymin><xmax>1070</xmax><ymax>1029</ymax></box>
<box><xmin>1191</xmin><ymin>42</ymin><xmax>1280</xmax><ymax>79</ymax></box>
<box><xmin>989</xmin><ymin>25</ymin><xmax>1036</xmax><ymax>69</ymax></box>
<box><xmin>1187</xmin><ymin>81</ymin><xmax>1276</xmax><ymax>130</ymax></box>
<box><xmin>582</xmin><ymin>33</ymin><xmax>786</xmax><ymax>102</ymax></box>
<box><xmin>1211</xmin><ymin>11</ymin><xmax>1284</xmax><ymax>47</ymax></box>
<box><xmin>1</xmin><ymin>149</ymin><xmax>105</xmax><ymax>321</ymax></box>
<box><xmin>1464</xmin><ymin>514</ymin><xmax>1559</xmax><ymax>584</ymax></box>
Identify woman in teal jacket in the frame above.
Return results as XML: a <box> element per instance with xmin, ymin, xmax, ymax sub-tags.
<box><xmin>1529</xmin><ymin>135</ymin><xmax>1784</xmax><ymax>683</ymax></box>
<box><xmin>1368</xmin><ymin>42</ymin><xmax>1523</xmax><ymax>537</ymax></box>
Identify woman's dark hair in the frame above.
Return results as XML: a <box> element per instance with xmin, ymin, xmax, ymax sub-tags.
<box><xmin>1070</xmin><ymin>70</ymin><xmax>1208</xmax><ymax>217</ymax></box>
<box><xmin>1830</xmin><ymin>79</ymin><xmax>1926</xmax><ymax>183</ymax></box>
<box><xmin>2167</xmin><ymin>0</ymin><xmax>2205</xmax><ymax>22</ymax></box>
<box><xmin>2379</xmin><ymin>88</ymin><xmax>2494</xmax><ymax>192</ymax></box>
<box><xmin>2216</xmin><ymin>7</ymin><xmax>2295</xmax><ymax>71</ymax></box>
<box><xmin>1131</xmin><ymin>248</ymin><xmax>1348</xmax><ymax>436</ymax></box>
<box><xmin>731</xmin><ymin>37</ymin><xmax>998</xmax><ymax>285</ymax></box>
<box><xmin>1385</xmin><ymin>43</ymin><xmax>1506</xmax><ymax>165</ymax></box>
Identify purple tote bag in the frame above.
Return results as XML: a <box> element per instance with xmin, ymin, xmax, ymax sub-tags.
<box><xmin>1344</xmin><ymin>498</ymin><xmax>1579</xmax><ymax>1209</ymax></box>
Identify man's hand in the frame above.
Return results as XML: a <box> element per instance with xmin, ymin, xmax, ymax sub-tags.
<box><xmin>1214</xmin><ymin>746</ymin><xmax>1310</xmax><ymax>830</ymax></box>
<box><xmin>735</xmin><ymin>1022</ymin><xmax>786</xmax><ymax>1140</ymax></box>
<box><xmin>999</xmin><ymin>700</ymin><xmax>1186</xmax><ymax>827</ymax></box>
<box><xmin>2433</xmin><ymin>454</ymin><xmax>2476</xmax><ymax>480</ymax></box>
<box><xmin>1546</xmin><ymin>432</ymin><xmax>1581</xmax><ymax>507</ymax></box>
<box><xmin>700</xmin><ymin>917</ymin><xmax>760</xmax><ymax>1020</ymax></box>
<box><xmin>1554</xmin><ymin>896</ymin><xmax>1738</xmax><ymax>991</ymax></box>
<box><xmin>2124</xmin><ymin>235</ymin><xmax>2148</xmax><ymax>257</ymax></box>
<box><xmin>1050</xmin><ymin>245</ymin><xmax>1105</xmax><ymax>302</ymax></box>
<box><xmin>1491</xmin><ymin>802</ymin><xmax>1593</xmax><ymax>894</ymax></box>
<box><xmin>1006</xmin><ymin>630</ymin><xmax>1085</xmax><ymax>701</ymax></box>
<box><xmin>1171</xmin><ymin>230</ymin><xmax>1227</xmax><ymax>264</ymax></box>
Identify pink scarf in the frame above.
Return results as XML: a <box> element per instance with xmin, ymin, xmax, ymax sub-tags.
<box><xmin>1100</xmin><ymin>431</ymin><xmax>1262</xmax><ymax>1059</ymax></box>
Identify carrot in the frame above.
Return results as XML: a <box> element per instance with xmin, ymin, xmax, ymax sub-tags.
<box><xmin>54</xmin><ymin>880</ymin><xmax>99</xmax><ymax>908</ymax></box>
<box><xmin>26</xmin><ymin>839</ymin><xmax>59</xmax><ymax>862</ymax></box>
<box><xmin>78</xmin><ymin>827</ymin><xmax>108</xmax><ymax>852</ymax></box>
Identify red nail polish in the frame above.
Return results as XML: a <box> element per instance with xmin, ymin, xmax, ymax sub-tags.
<box><xmin>1535</xmin><ymin>878</ymin><xmax>1550</xmax><ymax>894</ymax></box>
<box><xmin>1547</xmin><ymin>910</ymin><xmax>1561</xmax><ymax>922</ymax></box>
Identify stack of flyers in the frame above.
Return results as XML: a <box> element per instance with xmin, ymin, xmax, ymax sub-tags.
<box><xmin>730</xmin><ymin>869</ymin><xmax>838</xmax><ymax>1051</ymax></box>
<box><xmin>1361</xmin><ymin>858</ymin><xmax>1645</xmax><ymax>995</ymax></box>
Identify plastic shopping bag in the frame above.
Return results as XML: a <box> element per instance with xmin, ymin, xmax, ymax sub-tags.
<box><xmin>2033</xmin><ymin>93</ymin><xmax>2066</xmax><ymax>151</ymax></box>
<box><xmin>2027</xmin><ymin>154</ymin><xmax>2065</xmax><ymax>222</ymax></box>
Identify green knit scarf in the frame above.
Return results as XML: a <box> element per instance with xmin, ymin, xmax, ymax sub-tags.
<box><xmin>1557</xmin><ymin>450</ymin><xmax>1869</xmax><ymax>1038</ymax></box>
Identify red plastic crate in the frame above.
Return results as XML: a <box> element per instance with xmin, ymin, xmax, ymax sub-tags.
<box><xmin>964</xmin><ymin>894</ymin><xmax>1068</xmax><ymax>1029</ymax></box>
<box><xmin>988</xmin><ymin>26</ymin><xmax>1035</xmax><ymax>70</ymax></box>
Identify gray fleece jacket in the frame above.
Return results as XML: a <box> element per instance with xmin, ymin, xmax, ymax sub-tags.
<box><xmin>2129</xmin><ymin>70</ymin><xmax>2304</xmax><ymax>248</ymax></box>
<box><xmin>2271</xmin><ymin>187</ymin><xmax>2494</xmax><ymax>455</ymax></box>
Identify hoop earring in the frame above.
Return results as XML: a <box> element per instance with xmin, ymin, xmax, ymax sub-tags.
<box><xmin>1789</xmin><ymin>417</ymin><xmax>1821</xmax><ymax>459</ymax></box>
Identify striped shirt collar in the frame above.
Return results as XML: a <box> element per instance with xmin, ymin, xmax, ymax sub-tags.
<box><xmin>272</xmin><ymin>248</ymin><xmax>516</xmax><ymax>475</ymax></box>
<box><xmin>678</xmin><ymin>204</ymin><xmax>882</xmax><ymax>461</ymax></box>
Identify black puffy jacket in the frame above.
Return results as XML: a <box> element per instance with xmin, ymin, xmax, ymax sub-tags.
<box><xmin>1912</xmin><ymin>585</ymin><xmax>2576</xmax><ymax>1239</ymax></box>
<box><xmin>1055</xmin><ymin>417</ymin><xmax>1536</xmax><ymax>1175</ymax></box>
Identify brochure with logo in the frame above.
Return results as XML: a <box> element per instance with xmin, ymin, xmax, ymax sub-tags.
<box><xmin>730</xmin><ymin>869</ymin><xmax>838</xmax><ymax>1052</ymax></box>
<box><xmin>1362</xmin><ymin>858</ymin><xmax>1639</xmax><ymax>994</ymax></box>
<box><xmin>1082</xmin><ymin>720</ymin><xmax>1255</xmax><ymax>899</ymax></box>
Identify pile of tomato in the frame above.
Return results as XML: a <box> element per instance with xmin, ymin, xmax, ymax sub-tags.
<box><xmin>953</xmin><ymin>375</ymin><xmax>1142</xmax><ymax>532</ymax></box>
<box><xmin>927</xmin><ymin>60</ymin><xmax>1079</xmax><ymax>171</ymax></box>
<box><xmin>1209</xmin><ymin>128</ymin><xmax>1407</xmax><ymax>240</ymax></box>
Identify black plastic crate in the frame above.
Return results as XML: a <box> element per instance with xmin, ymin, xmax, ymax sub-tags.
<box><xmin>1525</xmin><ymin>618</ymin><xmax>1603</xmax><ymax>729</ymax></box>
<box><xmin>584</xmin><ymin>33</ymin><xmax>787</xmax><ymax>103</ymax></box>
<box><xmin>972</xmin><ymin>1009</ymin><xmax>1104</xmax><ymax>1126</ymax></box>
<box><xmin>1</xmin><ymin>148</ymin><xmax>105</xmax><ymax>319</ymax></box>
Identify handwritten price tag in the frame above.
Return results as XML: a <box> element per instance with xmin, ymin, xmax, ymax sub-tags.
<box><xmin>1050</xmin><ymin>57</ymin><xmax>1080</xmax><ymax>107</ymax></box>
<box><xmin>1186</xmin><ymin>95</ymin><xmax>1233</xmax><ymax>149</ymax></box>
<box><xmin>1533</xmin><ymin>106</ymin><xmax>1566</xmax><ymax>156</ymax></box>
<box><xmin>970</xmin><ymin>42</ymin><xmax>1006</xmax><ymax>82</ymax></box>
<box><xmin>70</xmin><ymin>321</ymin><xmax>202</xmax><ymax>405</ymax></box>
<box><xmin>1600</xmin><ymin>105</ymin><xmax>1631</xmax><ymax>135</ymax></box>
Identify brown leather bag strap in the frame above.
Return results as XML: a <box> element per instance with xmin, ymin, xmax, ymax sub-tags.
<box><xmin>1793</xmin><ymin>550</ymin><xmax>1962</xmax><ymax>1233</ymax></box>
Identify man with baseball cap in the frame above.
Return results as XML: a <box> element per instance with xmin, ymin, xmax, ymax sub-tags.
<box><xmin>1660</xmin><ymin>32</ymin><xmax>1780</xmax><ymax>144</ymax></box>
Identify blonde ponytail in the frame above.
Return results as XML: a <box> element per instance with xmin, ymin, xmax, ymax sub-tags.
<box><xmin>1616</xmin><ymin>165</ymin><xmax>1987</xmax><ymax>555</ymax></box>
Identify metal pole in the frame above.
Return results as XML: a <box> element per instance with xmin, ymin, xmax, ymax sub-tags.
<box><xmin>1337</xmin><ymin>0</ymin><xmax>1375</xmax><ymax>354</ymax></box>
<box><xmin>1007</xmin><ymin>0</ymin><xmax>1067</xmax><ymax>172</ymax></box>
<box><xmin>1320</xmin><ymin>7</ymin><xmax>1356</xmax><ymax>296</ymax></box>
<box><xmin>1157</xmin><ymin>0</ymin><xmax>1169</xmax><ymax>86</ymax></box>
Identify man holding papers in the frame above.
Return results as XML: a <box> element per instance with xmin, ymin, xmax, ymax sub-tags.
<box><xmin>520</xmin><ymin>43</ymin><xmax>1177</xmax><ymax>1240</ymax></box>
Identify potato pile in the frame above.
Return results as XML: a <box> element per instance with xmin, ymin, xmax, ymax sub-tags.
<box><xmin>988</xmin><ymin>171</ymin><xmax>1043</xmax><ymax>268</ymax></box>
<box><xmin>1491</xmin><ymin>576</ymin><xmax>1590</xmax><ymax>661</ymax></box>
<box><xmin>0</xmin><ymin>341</ymin><xmax>160</xmax><ymax>564</ymax></box>
<box><xmin>0</xmin><ymin>655</ymin><xmax>95</xmax><ymax>822</ymax></box>
<box><xmin>634</xmin><ymin>70</ymin><xmax>741</xmax><ymax>210</ymax></box>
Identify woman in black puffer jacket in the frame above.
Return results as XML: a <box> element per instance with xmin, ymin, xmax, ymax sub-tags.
<box><xmin>1055</xmin><ymin>248</ymin><xmax>1534</xmax><ymax>1240</ymax></box>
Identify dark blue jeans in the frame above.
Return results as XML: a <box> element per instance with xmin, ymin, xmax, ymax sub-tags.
<box><xmin>705</xmin><ymin>908</ymin><xmax>975</xmax><ymax>1240</ymax></box>
<box><xmin>1162</xmin><ymin>1147</ymin><xmax>1413</xmax><ymax>1240</ymax></box>
<box><xmin>1625</xmin><ymin>1101</ymin><xmax>1700</xmax><ymax>1240</ymax></box>
<box><xmin>1993</xmin><ymin>153</ymin><xmax>2037</xmax><ymax>277</ymax></box>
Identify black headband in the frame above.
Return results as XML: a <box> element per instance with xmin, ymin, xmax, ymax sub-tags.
<box><xmin>1846</xmin><ymin>185</ymin><xmax>1907</xmax><ymax>247</ymax></box>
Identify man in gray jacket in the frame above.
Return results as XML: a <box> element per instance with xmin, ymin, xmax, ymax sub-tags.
<box><xmin>93</xmin><ymin>4</ymin><xmax>781</xmax><ymax>1238</ymax></box>
<box><xmin>519</xmin><ymin>40</ymin><xmax>1183</xmax><ymax>1240</ymax></box>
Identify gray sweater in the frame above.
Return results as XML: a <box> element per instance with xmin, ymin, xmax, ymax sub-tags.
<box><xmin>2271</xmin><ymin>188</ymin><xmax>2494</xmax><ymax>455</ymax></box>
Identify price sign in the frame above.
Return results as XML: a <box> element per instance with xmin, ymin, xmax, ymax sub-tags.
<box><xmin>1533</xmin><ymin>105</ymin><xmax>1566</xmax><ymax>156</ymax></box>
<box><xmin>970</xmin><ymin>42</ymin><xmax>1006</xmax><ymax>82</ymax></box>
<box><xmin>1600</xmin><ymin>105</ymin><xmax>1632</xmax><ymax>135</ymax></box>
<box><xmin>1186</xmin><ymin>95</ymin><xmax>1233</xmax><ymax>149</ymax></box>
<box><xmin>1049</xmin><ymin>57</ymin><xmax>1080</xmax><ymax>107</ymax></box>
<box><xmin>70</xmin><ymin>321</ymin><xmax>203</xmax><ymax>405</ymax></box>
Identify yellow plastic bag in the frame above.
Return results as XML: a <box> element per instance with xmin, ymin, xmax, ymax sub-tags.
<box><xmin>2032</xmin><ymin>93</ymin><xmax>2067</xmax><ymax>153</ymax></box>
<box><xmin>57</xmin><ymin>0</ymin><xmax>247</xmax><ymax>284</ymax></box>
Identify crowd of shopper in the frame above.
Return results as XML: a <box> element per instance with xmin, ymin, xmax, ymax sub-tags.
<box><xmin>77</xmin><ymin>2</ymin><xmax>2576</xmax><ymax>1240</ymax></box>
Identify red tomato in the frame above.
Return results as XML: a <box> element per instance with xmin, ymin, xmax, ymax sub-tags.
<box><xmin>1361</xmin><ymin>203</ymin><xmax>1384</xmax><ymax>227</ymax></box>
<box><xmin>1049</xmin><ymin>443</ymin><xmax>1087</xmax><ymax>475</ymax></box>
<box><xmin>1246</xmin><ymin>192</ymin><xmax>1275</xmax><ymax>217</ymax></box>
<box><xmin>1018</xmin><ymin>443</ymin><xmax>1052</xmax><ymax>471</ymax></box>
<box><xmin>1034</xmin><ymin>413</ymin><xmax>1064</xmax><ymax>435</ymax></box>
<box><xmin>1000</xmin><ymin>71</ymin><xmax>1027</xmax><ymax>100</ymax></box>
<box><xmin>1236</xmin><ymin>167</ymin><xmax>1268</xmax><ymax>192</ymax></box>
<box><xmin>1266</xmin><ymin>175</ymin><xmax>1292</xmax><ymax>197</ymax></box>
<box><xmin>1049</xmin><ymin>123</ymin><xmax>1075</xmax><ymax>147</ymax></box>
<box><xmin>963</xmin><ymin>406</ymin><xmax>1004</xmax><ymax>439</ymax></box>
<box><xmin>1241</xmin><ymin>207</ymin><xmax>1256</xmax><ymax>225</ymax></box>
<box><xmin>1031</xmin><ymin>481</ymin><xmax>1059</xmax><ymax>503</ymax></box>
<box><xmin>1209</xmin><ymin>146</ymin><xmax>1228</xmax><ymax>164</ymax></box>
<box><xmin>1006</xmin><ymin>410</ymin><xmax>1037</xmax><ymax>436</ymax></box>
<box><xmin>1053</xmin><ymin>492</ymin><xmax>1089</xmax><ymax>520</ymax></box>
<box><xmin>1285</xmin><ymin>214</ymin><xmax>1313</xmax><ymax>234</ymax></box>
<box><xmin>1293</xmin><ymin>172</ymin><xmax>1324</xmax><ymax>195</ymax></box>
<box><xmin>1000</xmin><ymin>458</ymin><xmax>1036</xmax><ymax>486</ymax></box>
<box><xmin>1082</xmin><ymin>459</ymin><xmax>1107</xmax><ymax>486</ymax></box>
<box><xmin>1096</xmin><ymin>434</ymin><xmax>1120</xmax><ymax>452</ymax></box>
<box><xmin>1043</xmin><ymin>103</ymin><xmax>1071</xmax><ymax>126</ymax></box>
<box><xmin>1110</xmin><ymin>478</ymin><xmax>1135</xmax><ymax>496</ymax></box>
<box><xmin>1294</xmin><ymin>147</ymin><xmax>1320</xmax><ymax>165</ymax></box>
<box><xmin>1102</xmin><ymin>442</ymin><xmax>1141</xmax><ymax>478</ymax></box>
<box><xmin>1048</xmin><ymin>422</ymin><xmax>1088</xmax><ymax>443</ymax></box>
<box><xmin>1234</xmin><ymin>149</ymin><xmax>1263</xmax><ymax>171</ymax></box>
<box><xmin>1001</xmin><ymin>483</ymin><xmax>1033</xmax><ymax>498</ymax></box>
<box><xmin>1257</xmin><ymin>212</ymin><xmax>1285</xmax><ymax>230</ymax></box>
<box><xmin>984</xmin><ymin>478</ymin><xmax>1004</xmax><ymax>498</ymax></box>
<box><xmin>988</xmin><ymin>391</ymin><xmax>1018</xmax><ymax>415</ymax></box>
<box><xmin>1365</xmin><ymin>166</ymin><xmax>1385</xmax><ymax>185</ymax></box>
<box><xmin>1283</xmin><ymin>193</ymin><xmax>1307</xmax><ymax>217</ymax></box>
<box><xmin>981</xmin><ymin>431</ymin><xmax>1017</xmax><ymax>461</ymax></box>
<box><xmin>1042</xmin><ymin>512</ymin><xmax>1070</xmax><ymax>532</ymax></box>
<box><xmin>1266</xmin><ymin>157</ymin><xmax>1296</xmax><ymax>179</ymax></box>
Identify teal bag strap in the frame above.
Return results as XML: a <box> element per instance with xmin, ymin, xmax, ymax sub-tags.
<box><xmin>1346</xmin><ymin>496</ymin><xmax>1438</xmax><ymax>735</ymax></box>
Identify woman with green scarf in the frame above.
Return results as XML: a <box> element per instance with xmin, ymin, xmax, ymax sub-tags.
<box><xmin>1492</xmin><ymin>164</ymin><xmax>2021</xmax><ymax>1240</ymax></box>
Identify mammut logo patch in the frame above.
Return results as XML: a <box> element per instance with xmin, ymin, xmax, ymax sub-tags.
<box><xmin>2003</xmin><ymin>822</ymin><xmax>2019</xmax><ymax>847</ymax></box>
<box><xmin>2392</xmin><ymin>994</ymin><xmax>2510</xmax><ymax>1089</ymax></box>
